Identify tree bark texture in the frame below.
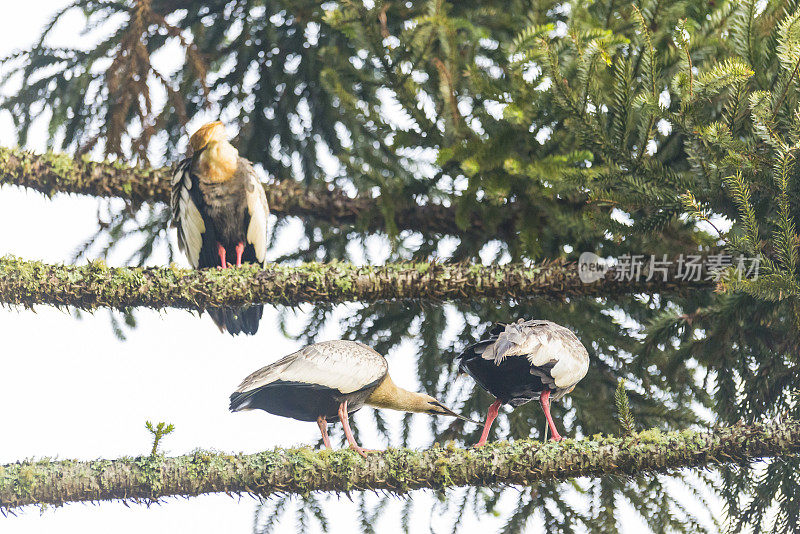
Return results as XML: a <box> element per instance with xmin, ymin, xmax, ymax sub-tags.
<box><xmin>1</xmin><ymin>421</ymin><xmax>796</xmax><ymax>512</ymax></box>
<box><xmin>0</xmin><ymin>256</ymin><xmax>711</xmax><ymax>311</ymax></box>
<box><xmin>0</xmin><ymin>147</ymin><xmax>487</xmax><ymax>236</ymax></box>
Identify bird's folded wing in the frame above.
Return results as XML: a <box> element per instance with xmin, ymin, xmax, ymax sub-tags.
<box><xmin>483</xmin><ymin>320</ymin><xmax>589</xmax><ymax>388</ymax></box>
<box><xmin>244</xmin><ymin>164</ymin><xmax>270</xmax><ymax>265</ymax></box>
<box><xmin>520</xmin><ymin>323</ymin><xmax>589</xmax><ymax>388</ymax></box>
<box><xmin>171</xmin><ymin>158</ymin><xmax>205</xmax><ymax>268</ymax></box>
<box><xmin>481</xmin><ymin>321</ymin><xmax>549</xmax><ymax>362</ymax></box>
<box><xmin>547</xmin><ymin>350</ymin><xmax>589</xmax><ymax>389</ymax></box>
<box><xmin>235</xmin><ymin>341</ymin><xmax>388</xmax><ymax>395</ymax></box>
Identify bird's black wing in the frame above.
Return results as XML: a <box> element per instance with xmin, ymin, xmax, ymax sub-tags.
<box><xmin>171</xmin><ymin>156</ymin><xmax>222</xmax><ymax>269</ymax></box>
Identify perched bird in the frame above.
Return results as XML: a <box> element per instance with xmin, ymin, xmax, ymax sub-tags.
<box><xmin>171</xmin><ymin>121</ymin><xmax>270</xmax><ymax>335</ymax></box>
<box><xmin>230</xmin><ymin>340</ymin><xmax>473</xmax><ymax>456</ymax></box>
<box><xmin>457</xmin><ymin>319</ymin><xmax>589</xmax><ymax>445</ymax></box>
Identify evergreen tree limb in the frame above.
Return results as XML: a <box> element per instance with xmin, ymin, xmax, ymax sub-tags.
<box><xmin>0</xmin><ymin>147</ymin><xmax>503</xmax><ymax>238</ymax></box>
<box><xmin>1</xmin><ymin>421</ymin><xmax>797</xmax><ymax>512</ymax></box>
<box><xmin>0</xmin><ymin>255</ymin><xmax>711</xmax><ymax>311</ymax></box>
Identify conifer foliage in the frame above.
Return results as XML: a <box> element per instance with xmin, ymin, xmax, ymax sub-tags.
<box><xmin>2</xmin><ymin>0</ymin><xmax>800</xmax><ymax>532</ymax></box>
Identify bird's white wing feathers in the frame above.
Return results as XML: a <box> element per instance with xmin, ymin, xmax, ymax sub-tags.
<box><xmin>540</xmin><ymin>345</ymin><xmax>589</xmax><ymax>391</ymax></box>
<box><xmin>170</xmin><ymin>158</ymin><xmax>205</xmax><ymax>268</ymax></box>
<box><xmin>482</xmin><ymin>320</ymin><xmax>589</xmax><ymax>389</ymax></box>
<box><xmin>235</xmin><ymin>340</ymin><xmax>388</xmax><ymax>394</ymax></box>
<box><xmin>245</xmin><ymin>169</ymin><xmax>270</xmax><ymax>265</ymax></box>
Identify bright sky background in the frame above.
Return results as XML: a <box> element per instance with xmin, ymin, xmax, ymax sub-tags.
<box><xmin>0</xmin><ymin>4</ymin><xmax>707</xmax><ymax>533</ymax></box>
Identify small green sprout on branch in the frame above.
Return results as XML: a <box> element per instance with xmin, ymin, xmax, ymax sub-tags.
<box><xmin>145</xmin><ymin>421</ymin><xmax>175</xmax><ymax>456</ymax></box>
<box><xmin>3</xmin><ymin>421</ymin><xmax>800</xmax><ymax>512</ymax></box>
<box><xmin>615</xmin><ymin>379</ymin><xmax>636</xmax><ymax>436</ymax></box>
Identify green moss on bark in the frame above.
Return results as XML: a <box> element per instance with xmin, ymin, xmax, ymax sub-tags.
<box><xmin>0</xmin><ymin>146</ymin><xmax>492</xmax><ymax>236</ymax></box>
<box><xmin>1</xmin><ymin>421</ymin><xmax>797</xmax><ymax>511</ymax></box>
<box><xmin>0</xmin><ymin>255</ymin><xmax>711</xmax><ymax>310</ymax></box>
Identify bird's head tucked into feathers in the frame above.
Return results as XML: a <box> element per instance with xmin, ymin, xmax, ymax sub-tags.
<box><xmin>190</xmin><ymin>121</ymin><xmax>227</xmax><ymax>152</ymax></box>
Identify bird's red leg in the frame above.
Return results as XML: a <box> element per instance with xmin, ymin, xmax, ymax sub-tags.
<box><xmin>338</xmin><ymin>400</ymin><xmax>370</xmax><ymax>458</ymax></box>
<box><xmin>216</xmin><ymin>243</ymin><xmax>227</xmax><ymax>268</ymax></box>
<box><xmin>235</xmin><ymin>242</ymin><xmax>245</xmax><ymax>267</ymax></box>
<box><xmin>475</xmin><ymin>399</ymin><xmax>502</xmax><ymax>447</ymax></box>
<box><xmin>539</xmin><ymin>389</ymin><xmax>562</xmax><ymax>442</ymax></box>
<box><xmin>317</xmin><ymin>416</ymin><xmax>332</xmax><ymax>450</ymax></box>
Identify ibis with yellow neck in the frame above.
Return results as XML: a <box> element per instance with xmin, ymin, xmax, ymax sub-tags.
<box><xmin>171</xmin><ymin>121</ymin><xmax>270</xmax><ymax>335</ymax></box>
<box><xmin>230</xmin><ymin>340</ymin><xmax>475</xmax><ymax>456</ymax></box>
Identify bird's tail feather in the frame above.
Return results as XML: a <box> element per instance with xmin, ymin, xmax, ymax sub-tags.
<box><xmin>208</xmin><ymin>305</ymin><xmax>264</xmax><ymax>336</ymax></box>
<box><xmin>229</xmin><ymin>390</ymin><xmax>256</xmax><ymax>412</ymax></box>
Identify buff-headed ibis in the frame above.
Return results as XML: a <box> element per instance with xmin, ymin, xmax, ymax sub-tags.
<box><xmin>230</xmin><ymin>340</ymin><xmax>473</xmax><ymax>456</ymax></box>
<box><xmin>458</xmin><ymin>319</ymin><xmax>589</xmax><ymax>444</ymax></box>
<box><xmin>171</xmin><ymin>121</ymin><xmax>269</xmax><ymax>335</ymax></box>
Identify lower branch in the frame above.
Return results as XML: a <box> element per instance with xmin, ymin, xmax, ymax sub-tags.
<box><xmin>0</xmin><ymin>256</ymin><xmax>710</xmax><ymax>310</ymax></box>
<box><xmin>1</xmin><ymin>421</ymin><xmax>797</xmax><ymax>511</ymax></box>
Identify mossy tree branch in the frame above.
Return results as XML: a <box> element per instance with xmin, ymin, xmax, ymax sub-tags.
<box><xmin>1</xmin><ymin>421</ymin><xmax>797</xmax><ymax>512</ymax></box>
<box><xmin>0</xmin><ymin>147</ymin><xmax>501</xmax><ymax>237</ymax></box>
<box><xmin>0</xmin><ymin>255</ymin><xmax>711</xmax><ymax>311</ymax></box>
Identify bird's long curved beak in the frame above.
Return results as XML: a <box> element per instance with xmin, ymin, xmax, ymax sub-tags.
<box><xmin>437</xmin><ymin>404</ymin><xmax>480</xmax><ymax>425</ymax></box>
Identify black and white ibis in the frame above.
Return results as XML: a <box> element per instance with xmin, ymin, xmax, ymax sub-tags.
<box><xmin>458</xmin><ymin>319</ymin><xmax>589</xmax><ymax>444</ymax></box>
<box><xmin>230</xmin><ymin>340</ymin><xmax>472</xmax><ymax>456</ymax></box>
<box><xmin>171</xmin><ymin>121</ymin><xmax>270</xmax><ymax>335</ymax></box>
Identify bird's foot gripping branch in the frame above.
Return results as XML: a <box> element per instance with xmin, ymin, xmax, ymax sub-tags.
<box><xmin>1</xmin><ymin>421</ymin><xmax>797</xmax><ymax>512</ymax></box>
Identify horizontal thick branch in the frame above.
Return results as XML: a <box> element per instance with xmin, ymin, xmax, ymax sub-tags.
<box><xmin>0</xmin><ymin>256</ymin><xmax>710</xmax><ymax>311</ymax></box>
<box><xmin>0</xmin><ymin>147</ymin><xmax>477</xmax><ymax>236</ymax></box>
<box><xmin>1</xmin><ymin>421</ymin><xmax>797</xmax><ymax>511</ymax></box>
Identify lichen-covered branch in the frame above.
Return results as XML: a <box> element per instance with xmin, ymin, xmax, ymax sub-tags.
<box><xmin>1</xmin><ymin>421</ymin><xmax>796</xmax><ymax>511</ymax></box>
<box><xmin>0</xmin><ymin>256</ymin><xmax>711</xmax><ymax>311</ymax></box>
<box><xmin>0</xmin><ymin>147</ymin><xmax>483</xmax><ymax>236</ymax></box>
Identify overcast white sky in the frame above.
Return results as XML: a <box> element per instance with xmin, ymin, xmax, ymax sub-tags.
<box><xmin>0</xmin><ymin>4</ymin><xmax>702</xmax><ymax>533</ymax></box>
